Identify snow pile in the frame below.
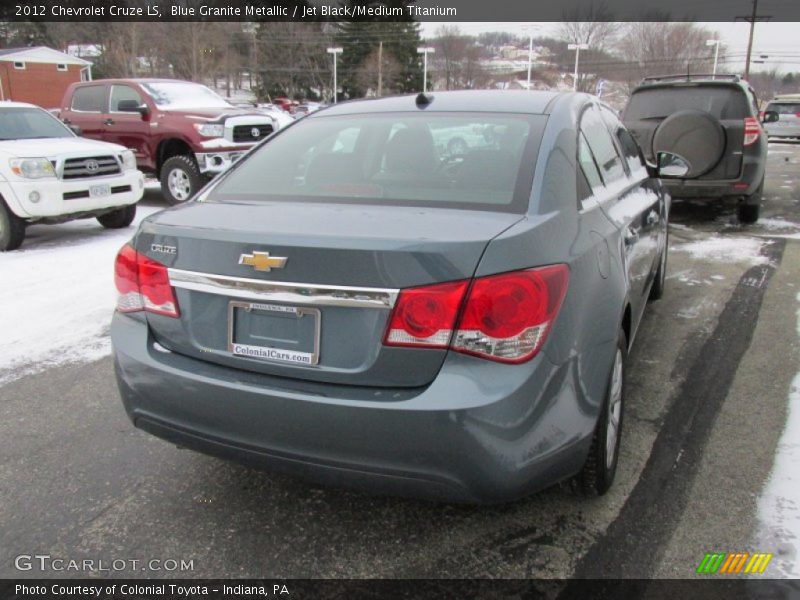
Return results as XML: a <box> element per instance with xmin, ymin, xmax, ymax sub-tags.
<box><xmin>756</xmin><ymin>292</ymin><xmax>800</xmax><ymax>578</ymax></box>
<box><xmin>671</xmin><ymin>236</ymin><xmax>771</xmax><ymax>266</ymax></box>
<box><xmin>0</xmin><ymin>206</ymin><xmax>162</xmax><ymax>384</ymax></box>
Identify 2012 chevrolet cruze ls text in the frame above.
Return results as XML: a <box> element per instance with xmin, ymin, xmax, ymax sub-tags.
<box><xmin>111</xmin><ymin>91</ymin><xmax>682</xmax><ymax>503</ymax></box>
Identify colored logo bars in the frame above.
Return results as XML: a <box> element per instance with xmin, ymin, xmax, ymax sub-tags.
<box><xmin>697</xmin><ymin>552</ymin><xmax>773</xmax><ymax>574</ymax></box>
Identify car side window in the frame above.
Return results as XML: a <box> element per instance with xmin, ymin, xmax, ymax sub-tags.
<box><xmin>581</xmin><ymin>105</ymin><xmax>626</xmax><ymax>186</ymax></box>
<box><xmin>616</xmin><ymin>127</ymin><xmax>646</xmax><ymax>174</ymax></box>
<box><xmin>109</xmin><ymin>85</ymin><xmax>144</xmax><ymax>112</ymax></box>
<box><xmin>578</xmin><ymin>130</ymin><xmax>603</xmax><ymax>201</ymax></box>
<box><xmin>71</xmin><ymin>86</ymin><xmax>106</xmax><ymax>112</ymax></box>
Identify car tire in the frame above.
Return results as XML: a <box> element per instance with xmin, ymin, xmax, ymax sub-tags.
<box><xmin>161</xmin><ymin>155</ymin><xmax>204</xmax><ymax>205</ymax></box>
<box><xmin>576</xmin><ymin>328</ymin><xmax>627</xmax><ymax>496</ymax></box>
<box><xmin>97</xmin><ymin>204</ymin><xmax>136</xmax><ymax>229</ymax></box>
<box><xmin>737</xmin><ymin>180</ymin><xmax>763</xmax><ymax>224</ymax></box>
<box><xmin>0</xmin><ymin>198</ymin><xmax>26</xmax><ymax>252</ymax></box>
<box><xmin>649</xmin><ymin>229</ymin><xmax>668</xmax><ymax>301</ymax></box>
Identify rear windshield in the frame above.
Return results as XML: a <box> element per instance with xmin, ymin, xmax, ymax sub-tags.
<box><xmin>207</xmin><ymin>112</ymin><xmax>546</xmax><ymax>213</ymax></box>
<box><xmin>766</xmin><ymin>102</ymin><xmax>800</xmax><ymax>115</ymax></box>
<box><xmin>625</xmin><ymin>86</ymin><xmax>749</xmax><ymax>120</ymax></box>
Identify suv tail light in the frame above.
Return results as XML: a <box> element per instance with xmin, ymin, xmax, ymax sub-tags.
<box><xmin>114</xmin><ymin>244</ymin><xmax>180</xmax><ymax>317</ymax></box>
<box><xmin>384</xmin><ymin>265</ymin><xmax>569</xmax><ymax>364</ymax></box>
<box><xmin>744</xmin><ymin>117</ymin><xmax>761</xmax><ymax>146</ymax></box>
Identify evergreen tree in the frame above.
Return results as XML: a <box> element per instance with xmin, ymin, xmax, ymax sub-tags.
<box><xmin>335</xmin><ymin>1</ymin><xmax>422</xmax><ymax>99</ymax></box>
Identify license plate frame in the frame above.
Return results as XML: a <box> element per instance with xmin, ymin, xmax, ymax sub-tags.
<box><xmin>89</xmin><ymin>184</ymin><xmax>111</xmax><ymax>198</ymax></box>
<box><xmin>227</xmin><ymin>300</ymin><xmax>321</xmax><ymax>366</ymax></box>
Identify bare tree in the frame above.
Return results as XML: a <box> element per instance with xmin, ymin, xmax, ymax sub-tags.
<box><xmin>431</xmin><ymin>26</ymin><xmax>489</xmax><ymax>91</ymax></box>
<box><xmin>615</xmin><ymin>22</ymin><xmax>717</xmax><ymax>88</ymax></box>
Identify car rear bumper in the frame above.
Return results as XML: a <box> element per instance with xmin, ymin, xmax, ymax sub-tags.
<box><xmin>0</xmin><ymin>170</ymin><xmax>144</xmax><ymax>218</ymax></box>
<box><xmin>662</xmin><ymin>160</ymin><xmax>764</xmax><ymax>200</ymax></box>
<box><xmin>111</xmin><ymin>312</ymin><xmax>596</xmax><ymax>503</ymax></box>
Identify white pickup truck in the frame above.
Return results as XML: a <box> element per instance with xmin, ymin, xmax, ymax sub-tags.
<box><xmin>0</xmin><ymin>102</ymin><xmax>144</xmax><ymax>251</ymax></box>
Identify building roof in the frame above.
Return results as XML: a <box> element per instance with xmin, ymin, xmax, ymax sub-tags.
<box><xmin>0</xmin><ymin>46</ymin><xmax>91</xmax><ymax>66</ymax></box>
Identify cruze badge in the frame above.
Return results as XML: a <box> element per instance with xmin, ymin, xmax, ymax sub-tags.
<box><xmin>251</xmin><ymin>127</ymin><xmax>261</xmax><ymax>138</ymax></box>
<box><xmin>239</xmin><ymin>251</ymin><xmax>287</xmax><ymax>272</ymax></box>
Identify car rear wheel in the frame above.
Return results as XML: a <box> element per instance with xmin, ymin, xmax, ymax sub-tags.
<box><xmin>0</xmin><ymin>199</ymin><xmax>26</xmax><ymax>251</ymax></box>
<box><xmin>161</xmin><ymin>155</ymin><xmax>204</xmax><ymax>205</ymax></box>
<box><xmin>737</xmin><ymin>180</ymin><xmax>763</xmax><ymax>224</ymax></box>
<box><xmin>576</xmin><ymin>328</ymin><xmax>627</xmax><ymax>496</ymax></box>
<box><xmin>97</xmin><ymin>204</ymin><xmax>137</xmax><ymax>229</ymax></box>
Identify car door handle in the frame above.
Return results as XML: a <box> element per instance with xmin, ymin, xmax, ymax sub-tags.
<box><xmin>104</xmin><ymin>118</ymin><xmax>115</xmax><ymax>126</ymax></box>
<box><xmin>624</xmin><ymin>228</ymin><xmax>639</xmax><ymax>246</ymax></box>
<box><xmin>62</xmin><ymin>118</ymin><xmax>71</xmax><ymax>124</ymax></box>
<box><xmin>646</xmin><ymin>211</ymin><xmax>660</xmax><ymax>226</ymax></box>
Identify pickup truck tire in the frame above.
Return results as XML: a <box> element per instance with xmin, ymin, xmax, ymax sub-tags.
<box><xmin>97</xmin><ymin>204</ymin><xmax>137</xmax><ymax>229</ymax></box>
<box><xmin>161</xmin><ymin>155</ymin><xmax>204</xmax><ymax>205</ymax></box>
<box><xmin>0</xmin><ymin>199</ymin><xmax>26</xmax><ymax>251</ymax></box>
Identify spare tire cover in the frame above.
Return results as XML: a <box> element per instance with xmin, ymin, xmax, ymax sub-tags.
<box><xmin>652</xmin><ymin>109</ymin><xmax>725</xmax><ymax>178</ymax></box>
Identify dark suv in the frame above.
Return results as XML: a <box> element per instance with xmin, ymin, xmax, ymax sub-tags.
<box><xmin>623</xmin><ymin>74</ymin><xmax>767</xmax><ymax>223</ymax></box>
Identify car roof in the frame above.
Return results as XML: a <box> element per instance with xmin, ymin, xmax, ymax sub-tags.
<box><xmin>315</xmin><ymin>90</ymin><xmax>565</xmax><ymax>117</ymax></box>
<box><xmin>77</xmin><ymin>78</ymin><xmax>201</xmax><ymax>85</ymax></box>
<box><xmin>0</xmin><ymin>101</ymin><xmax>40</xmax><ymax>109</ymax></box>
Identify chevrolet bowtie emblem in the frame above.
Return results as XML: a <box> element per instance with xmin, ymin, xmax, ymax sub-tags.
<box><xmin>238</xmin><ymin>251</ymin><xmax>287</xmax><ymax>272</ymax></box>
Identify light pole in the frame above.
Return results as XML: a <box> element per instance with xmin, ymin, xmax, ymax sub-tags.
<box><xmin>327</xmin><ymin>47</ymin><xmax>342</xmax><ymax>103</ymax></box>
<box><xmin>417</xmin><ymin>46</ymin><xmax>435</xmax><ymax>93</ymax></box>
<box><xmin>568</xmin><ymin>43</ymin><xmax>589</xmax><ymax>92</ymax></box>
<box><xmin>706</xmin><ymin>39</ymin><xmax>721</xmax><ymax>76</ymax></box>
<box><xmin>524</xmin><ymin>25</ymin><xmax>541</xmax><ymax>90</ymax></box>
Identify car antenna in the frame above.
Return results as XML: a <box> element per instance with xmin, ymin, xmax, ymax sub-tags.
<box><xmin>416</xmin><ymin>92</ymin><xmax>433</xmax><ymax>107</ymax></box>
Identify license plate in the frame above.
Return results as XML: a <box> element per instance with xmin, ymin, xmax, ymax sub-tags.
<box><xmin>227</xmin><ymin>301</ymin><xmax>320</xmax><ymax>366</ymax></box>
<box><xmin>89</xmin><ymin>184</ymin><xmax>111</xmax><ymax>198</ymax></box>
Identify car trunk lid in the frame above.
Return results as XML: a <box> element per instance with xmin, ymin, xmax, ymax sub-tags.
<box><xmin>135</xmin><ymin>201</ymin><xmax>523</xmax><ymax>388</ymax></box>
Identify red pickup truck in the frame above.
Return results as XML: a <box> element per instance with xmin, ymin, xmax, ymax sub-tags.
<box><xmin>59</xmin><ymin>79</ymin><xmax>277</xmax><ymax>204</ymax></box>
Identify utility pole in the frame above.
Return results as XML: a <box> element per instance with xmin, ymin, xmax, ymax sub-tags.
<box><xmin>737</xmin><ymin>0</ymin><xmax>772</xmax><ymax>80</ymax></box>
<box><xmin>377</xmin><ymin>41</ymin><xmax>383</xmax><ymax>97</ymax></box>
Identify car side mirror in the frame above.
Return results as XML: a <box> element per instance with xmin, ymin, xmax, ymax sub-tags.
<box><xmin>117</xmin><ymin>100</ymin><xmax>150</xmax><ymax>117</ymax></box>
<box><xmin>762</xmin><ymin>111</ymin><xmax>779</xmax><ymax>124</ymax></box>
<box><xmin>68</xmin><ymin>124</ymin><xmax>82</xmax><ymax>136</ymax></box>
<box><xmin>656</xmin><ymin>152</ymin><xmax>691</xmax><ymax>178</ymax></box>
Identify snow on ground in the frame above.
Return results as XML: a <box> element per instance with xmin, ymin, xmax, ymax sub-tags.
<box><xmin>755</xmin><ymin>292</ymin><xmax>800</xmax><ymax>578</ymax></box>
<box><xmin>671</xmin><ymin>236</ymin><xmax>772</xmax><ymax>267</ymax></box>
<box><xmin>0</xmin><ymin>205</ymin><xmax>163</xmax><ymax>385</ymax></box>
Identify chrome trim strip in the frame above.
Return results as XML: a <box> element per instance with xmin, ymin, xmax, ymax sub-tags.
<box><xmin>168</xmin><ymin>268</ymin><xmax>399</xmax><ymax>309</ymax></box>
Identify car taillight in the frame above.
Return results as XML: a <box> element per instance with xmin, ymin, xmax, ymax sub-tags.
<box><xmin>384</xmin><ymin>280</ymin><xmax>469</xmax><ymax>348</ymax></box>
<box><xmin>114</xmin><ymin>244</ymin><xmax>179</xmax><ymax>317</ymax></box>
<box><xmin>383</xmin><ymin>265</ymin><xmax>569</xmax><ymax>364</ymax></box>
<box><xmin>744</xmin><ymin>117</ymin><xmax>761</xmax><ymax>146</ymax></box>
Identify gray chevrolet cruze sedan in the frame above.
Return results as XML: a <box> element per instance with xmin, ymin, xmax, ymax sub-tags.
<box><xmin>111</xmin><ymin>91</ymin><xmax>674</xmax><ymax>503</ymax></box>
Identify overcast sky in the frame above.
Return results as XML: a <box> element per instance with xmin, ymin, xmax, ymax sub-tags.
<box><xmin>420</xmin><ymin>22</ymin><xmax>800</xmax><ymax>73</ymax></box>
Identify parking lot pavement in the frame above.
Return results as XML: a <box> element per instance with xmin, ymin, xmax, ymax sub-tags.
<box><xmin>1</xmin><ymin>145</ymin><xmax>799</xmax><ymax>580</ymax></box>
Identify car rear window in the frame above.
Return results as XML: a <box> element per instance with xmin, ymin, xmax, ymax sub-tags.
<box><xmin>207</xmin><ymin>112</ymin><xmax>546</xmax><ymax>213</ymax></box>
<box><xmin>625</xmin><ymin>86</ymin><xmax>749</xmax><ymax>120</ymax></box>
<box><xmin>766</xmin><ymin>102</ymin><xmax>800</xmax><ymax>115</ymax></box>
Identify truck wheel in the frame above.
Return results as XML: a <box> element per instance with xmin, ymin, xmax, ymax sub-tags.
<box><xmin>97</xmin><ymin>204</ymin><xmax>136</xmax><ymax>229</ymax></box>
<box><xmin>161</xmin><ymin>155</ymin><xmax>204</xmax><ymax>205</ymax></box>
<box><xmin>0</xmin><ymin>199</ymin><xmax>26</xmax><ymax>251</ymax></box>
<box><xmin>737</xmin><ymin>180</ymin><xmax>763</xmax><ymax>224</ymax></box>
